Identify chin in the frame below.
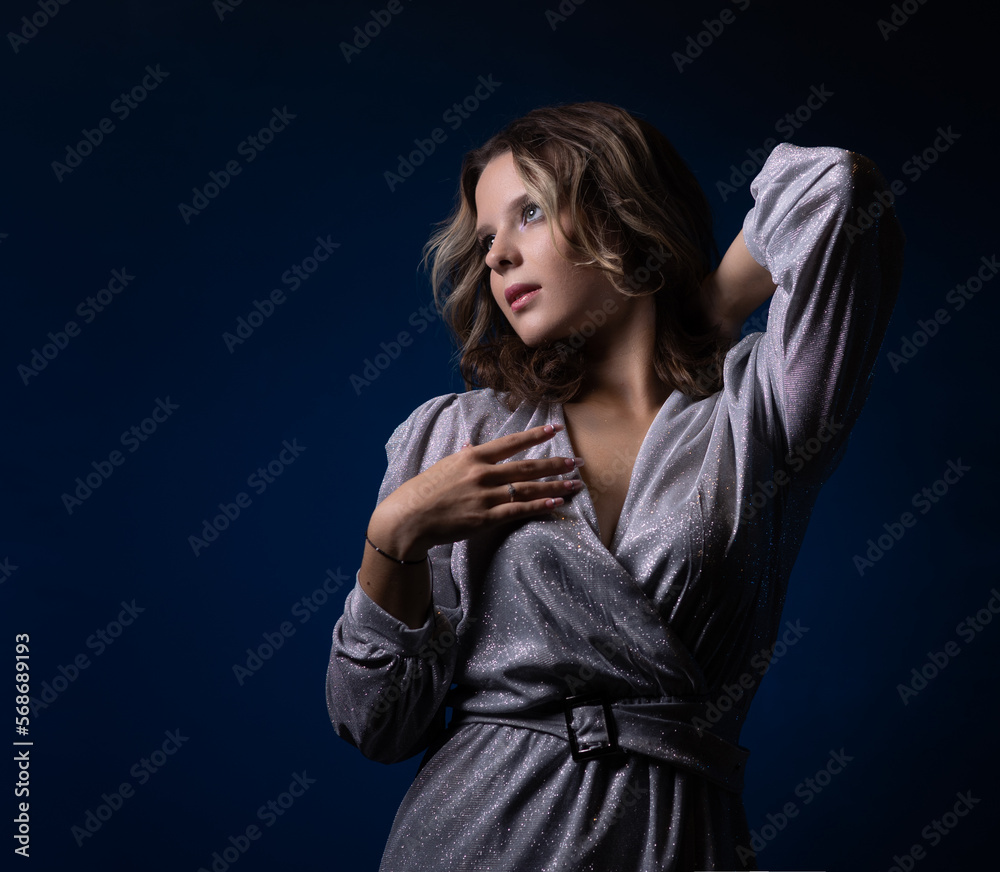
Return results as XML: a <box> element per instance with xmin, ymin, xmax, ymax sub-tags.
<box><xmin>508</xmin><ymin>322</ymin><xmax>572</xmax><ymax>351</ymax></box>
<box><xmin>520</xmin><ymin>336</ymin><xmax>571</xmax><ymax>355</ymax></box>
<box><xmin>510</xmin><ymin>326</ymin><xmax>554</xmax><ymax>348</ymax></box>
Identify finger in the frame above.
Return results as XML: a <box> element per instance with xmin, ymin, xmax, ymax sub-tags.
<box><xmin>473</xmin><ymin>423</ymin><xmax>565</xmax><ymax>465</ymax></box>
<box><xmin>495</xmin><ymin>493</ymin><xmax>569</xmax><ymax>516</ymax></box>
<box><xmin>480</xmin><ymin>455</ymin><xmax>583</xmax><ymax>486</ymax></box>
<box><xmin>494</xmin><ymin>478</ymin><xmax>582</xmax><ymax>507</ymax></box>
<box><xmin>519</xmin><ymin>478</ymin><xmax>584</xmax><ymax>500</ymax></box>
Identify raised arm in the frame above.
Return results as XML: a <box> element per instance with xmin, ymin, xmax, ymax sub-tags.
<box><xmin>704</xmin><ymin>144</ymin><xmax>905</xmax><ymax>469</ymax></box>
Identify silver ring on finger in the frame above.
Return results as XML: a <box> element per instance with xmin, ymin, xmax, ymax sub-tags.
<box><xmin>507</xmin><ymin>482</ymin><xmax>517</xmax><ymax>502</ymax></box>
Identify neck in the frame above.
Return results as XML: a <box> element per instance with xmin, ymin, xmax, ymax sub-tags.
<box><xmin>567</xmin><ymin>296</ymin><xmax>673</xmax><ymax>416</ymax></box>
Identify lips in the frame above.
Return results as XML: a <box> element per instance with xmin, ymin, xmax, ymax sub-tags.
<box><xmin>504</xmin><ymin>283</ymin><xmax>541</xmax><ymax>306</ymax></box>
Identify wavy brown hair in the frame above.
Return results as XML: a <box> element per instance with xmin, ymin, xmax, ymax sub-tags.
<box><xmin>421</xmin><ymin>101</ymin><xmax>729</xmax><ymax>411</ymax></box>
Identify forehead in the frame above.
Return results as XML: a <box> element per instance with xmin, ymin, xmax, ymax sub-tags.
<box><xmin>474</xmin><ymin>151</ymin><xmax>524</xmax><ymax>219</ymax></box>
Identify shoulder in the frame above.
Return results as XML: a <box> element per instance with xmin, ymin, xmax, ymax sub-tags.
<box><xmin>387</xmin><ymin>387</ymin><xmax>541</xmax><ymax>462</ymax></box>
<box><xmin>392</xmin><ymin>387</ymin><xmax>513</xmax><ymax>436</ymax></box>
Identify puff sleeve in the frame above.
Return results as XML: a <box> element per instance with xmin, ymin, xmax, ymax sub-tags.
<box><xmin>325</xmin><ymin>394</ymin><xmax>468</xmax><ymax>764</ymax></box>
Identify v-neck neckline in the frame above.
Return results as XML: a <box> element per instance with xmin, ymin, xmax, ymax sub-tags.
<box><xmin>551</xmin><ymin>395</ymin><xmax>672</xmax><ymax>558</ymax></box>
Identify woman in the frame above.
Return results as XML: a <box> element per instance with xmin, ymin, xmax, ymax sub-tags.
<box><xmin>326</xmin><ymin>102</ymin><xmax>904</xmax><ymax>870</ymax></box>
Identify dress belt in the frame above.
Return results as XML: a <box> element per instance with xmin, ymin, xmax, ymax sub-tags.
<box><xmin>447</xmin><ymin>696</ymin><xmax>750</xmax><ymax>794</ymax></box>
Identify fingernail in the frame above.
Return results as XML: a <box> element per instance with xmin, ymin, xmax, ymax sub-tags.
<box><xmin>574</xmin><ymin>457</ymin><xmax>585</xmax><ymax>468</ymax></box>
<box><xmin>543</xmin><ymin>424</ymin><xmax>554</xmax><ymax>434</ymax></box>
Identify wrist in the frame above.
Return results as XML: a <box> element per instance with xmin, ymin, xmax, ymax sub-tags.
<box><xmin>367</xmin><ymin>503</ymin><xmax>430</xmax><ymax>563</ymax></box>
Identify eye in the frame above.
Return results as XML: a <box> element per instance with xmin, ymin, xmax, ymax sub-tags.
<box><xmin>522</xmin><ymin>203</ymin><xmax>543</xmax><ymax>225</ymax></box>
<box><xmin>478</xmin><ymin>203</ymin><xmax>543</xmax><ymax>257</ymax></box>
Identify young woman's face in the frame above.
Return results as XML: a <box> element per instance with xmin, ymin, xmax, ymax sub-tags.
<box><xmin>474</xmin><ymin>151</ymin><xmax>623</xmax><ymax>349</ymax></box>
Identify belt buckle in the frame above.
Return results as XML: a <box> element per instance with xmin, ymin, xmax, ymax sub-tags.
<box><xmin>563</xmin><ymin>694</ymin><xmax>621</xmax><ymax>761</ymax></box>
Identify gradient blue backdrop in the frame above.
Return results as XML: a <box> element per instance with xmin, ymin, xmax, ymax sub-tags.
<box><xmin>4</xmin><ymin>0</ymin><xmax>997</xmax><ymax>869</ymax></box>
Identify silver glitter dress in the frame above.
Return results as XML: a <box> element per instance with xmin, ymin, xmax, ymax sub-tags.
<box><xmin>326</xmin><ymin>144</ymin><xmax>905</xmax><ymax>871</ymax></box>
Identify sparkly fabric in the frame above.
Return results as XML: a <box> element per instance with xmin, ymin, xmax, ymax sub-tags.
<box><xmin>326</xmin><ymin>144</ymin><xmax>905</xmax><ymax>870</ymax></box>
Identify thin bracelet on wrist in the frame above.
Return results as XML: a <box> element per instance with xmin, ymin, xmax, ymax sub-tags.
<box><xmin>365</xmin><ymin>533</ymin><xmax>428</xmax><ymax>565</ymax></box>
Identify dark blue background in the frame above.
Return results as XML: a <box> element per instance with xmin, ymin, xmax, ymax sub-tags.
<box><xmin>4</xmin><ymin>0</ymin><xmax>997</xmax><ymax>869</ymax></box>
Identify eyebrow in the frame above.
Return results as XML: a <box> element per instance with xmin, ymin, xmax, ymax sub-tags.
<box><xmin>475</xmin><ymin>193</ymin><xmax>534</xmax><ymax>239</ymax></box>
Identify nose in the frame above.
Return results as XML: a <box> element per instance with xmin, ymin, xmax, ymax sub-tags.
<box><xmin>484</xmin><ymin>229</ymin><xmax>519</xmax><ymax>273</ymax></box>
